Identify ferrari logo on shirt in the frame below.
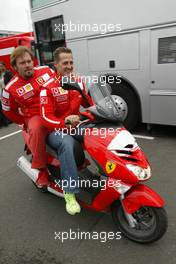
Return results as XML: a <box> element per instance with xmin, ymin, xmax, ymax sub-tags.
<box><xmin>16</xmin><ymin>84</ymin><xmax>33</xmax><ymax>96</ymax></box>
<box><xmin>36</xmin><ymin>73</ymin><xmax>50</xmax><ymax>85</ymax></box>
<box><xmin>106</xmin><ymin>161</ymin><xmax>116</xmax><ymax>174</ymax></box>
<box><xmin>36</xmin><ymin>77</ymin><xmax>45</xmax><ymax>85</ymax></box>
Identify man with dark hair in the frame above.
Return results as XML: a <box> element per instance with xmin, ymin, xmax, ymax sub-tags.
<box><xmin>2</xmin><ymin>46</ymin><xmax>55</xmax><ymax>187</ymax></box>
<box><xmin>40</xmin><ymin>47</ymin><xmax>93</xmax><ymax>215</ymax></box>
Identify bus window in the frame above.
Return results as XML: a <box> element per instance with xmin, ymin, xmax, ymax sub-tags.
<box><xmin>158</xmin><ymin>36</ymin><xmax>176</xmax><ymax>64</ymax></box>
<box><xmin>37</xmin><ymin>40</ymin><xmax>65</xmax><ymax>66</ymax></box>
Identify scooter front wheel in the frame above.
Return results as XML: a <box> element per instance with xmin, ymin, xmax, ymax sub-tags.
<box><xmin>112</xmin><ymin>203</ymin><xmax>168</xmax><ymax>244</ymax></box>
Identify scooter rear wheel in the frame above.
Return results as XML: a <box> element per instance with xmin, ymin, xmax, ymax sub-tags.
<box><xmin>112</xmin><ymin>204</ymin><xmax>168</xmax><ymax>244</ymax></box>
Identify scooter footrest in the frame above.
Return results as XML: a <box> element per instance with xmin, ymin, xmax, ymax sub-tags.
<box><xmin>77</xmin><ymin>168</ymin><xmax>102</xmax><ymax>204</ymax></box>
<box><xmin>76</xmin><ymin>187</ymin><xmax>101</xmax><ymax>205</ymax></box>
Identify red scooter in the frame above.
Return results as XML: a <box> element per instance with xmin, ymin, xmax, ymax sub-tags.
<box><xmin>17</xmin><ymin>80</ymin><xmax>168</xmax><ymax>244</ymax></box>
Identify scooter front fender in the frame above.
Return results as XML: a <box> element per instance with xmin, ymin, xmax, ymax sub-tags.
<box><xmin>122</xmin><ymin>184</ymin><xmax>165</xmax><ymax>214</ymax></box>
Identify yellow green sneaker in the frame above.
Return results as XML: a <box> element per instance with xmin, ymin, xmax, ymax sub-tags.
<box><xmin>64</xmin><ymin>192</ymin><xmax>81</xmax><ymax>215</ymax></box>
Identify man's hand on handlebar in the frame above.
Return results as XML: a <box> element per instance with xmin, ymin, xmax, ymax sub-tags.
<box><xmin>65</xmin><ymin>115</ymin><xmax>80</xmax><ymax>128</ymax></box>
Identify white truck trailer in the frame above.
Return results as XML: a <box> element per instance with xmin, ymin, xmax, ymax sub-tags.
<box><xmin>30</xmin><ymin>0</ymin><xmax>176</xmax><ymax>129</ymax></box>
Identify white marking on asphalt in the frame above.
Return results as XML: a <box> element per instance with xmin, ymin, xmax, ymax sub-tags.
<box><xmin>0</xmin><ymin>130</ymin><xmax>21</xmax><ymax>141</ymax></box>
<box><xmin>133</xmin><ymin>134</ymin><xmax>155</xmax><ymax>140</ymax></box>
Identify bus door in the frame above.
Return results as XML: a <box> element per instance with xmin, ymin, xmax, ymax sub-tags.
<box><xmin>150</xmin><ymin>26</ymin><xmax>176</xmax><ymax>125</ymax></box>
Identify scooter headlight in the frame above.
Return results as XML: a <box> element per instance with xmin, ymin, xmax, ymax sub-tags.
<box><xmin>126</xmin><ymin>164</ymin><xmax>151</xmax><ymax>180</ymax></box>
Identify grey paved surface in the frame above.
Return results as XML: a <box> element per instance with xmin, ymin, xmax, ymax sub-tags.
<box><xmin>0</xmin><ymin>123</ymin><xmax>175</xmax><ymax>264</ymax></box>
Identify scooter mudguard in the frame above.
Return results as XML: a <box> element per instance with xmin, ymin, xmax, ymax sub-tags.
<box><xmin>122</xmin><ymin>184</ymin><xmax>165</xmax><ymax>214</ymax></box>
<box><xmin>91</xmin><ymin>178</ymin><xmax>121</xmax><ymax>212</ymax></box>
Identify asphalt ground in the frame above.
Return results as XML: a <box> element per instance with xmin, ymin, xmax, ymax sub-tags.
<box><xmin>0</xmin><ymin>123</ymin><xmax>175</xmax><ymax>264</ymax></box>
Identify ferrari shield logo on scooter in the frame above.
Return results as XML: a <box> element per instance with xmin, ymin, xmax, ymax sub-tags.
<box><xmin>106</xmin><ymin>161</ymin><xmax>116</xmax><ymax>174</ymax></box>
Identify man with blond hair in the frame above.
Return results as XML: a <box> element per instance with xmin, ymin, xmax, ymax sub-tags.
<box><xmin>2</xmin><ymin>46</ymin><xmax>55</xmax><ymax>187</ymax></box>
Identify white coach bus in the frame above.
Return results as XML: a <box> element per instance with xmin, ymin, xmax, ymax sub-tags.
<box><xmin>30</xmin><ymin>0</ymin><xmax>176</xmax><ymax>129</ymax></box>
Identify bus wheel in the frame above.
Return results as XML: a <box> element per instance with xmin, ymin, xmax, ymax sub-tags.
<box><xmin>111</xmin><ymin>83</ymin><xmax>140</xmax><ymax>130</ymax></box>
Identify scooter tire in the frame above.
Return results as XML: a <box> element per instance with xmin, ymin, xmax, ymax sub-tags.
<box><xmin>112</xmin><ymin>203</ymin><xmax>168</xmax><ymax>244</ymax></box>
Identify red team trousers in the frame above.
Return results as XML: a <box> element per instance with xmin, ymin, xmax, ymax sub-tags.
<box><xmin>25</xmin><ymin>116</ymin><xmax>48</xmax><ymax>169</ymax></box>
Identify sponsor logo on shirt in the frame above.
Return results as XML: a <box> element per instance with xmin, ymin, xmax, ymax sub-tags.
<box><xmin>23</xmin><ymin>91</ymin><xmax>34</xmax><ymax>100</ymax></box>
<box><xmin>2</xmin><ymin>104</ymin><xmax>10</xmax><ymax>111</ymax></box>
<box><xmin>51</xmin><ymin>87</ymin><xmax>60</xmax><ymax>96</ymax></box>
<box><xmin>16</xmin><ymin>84</ymin><xmax>33</xmax><ymax>96</ymax></box>
<box><xmin>2</xmin><ymin>90</ymin><xmax>9</xmax><ymax>99</ymax></box>
<box><xmin>56</xmin><ymin>95</ymin><xmax>68</xmax><ymax>102</ymax></box>
<box><xmin>1</xmin><ymin>97</ymin><xmax>9</xmax><ymax>106</ymax></box>
<box><xmin>36</xmin><ymin>73</ymin><xmax>50</xmax><ymax>85</ymax></box>
<box><xmin>36</xmin><ymin>77</ymin><xmax>45</xmax><ymax>85</ymax></box>
<box><xmin>40</xmin><ymin>97</ymin><xmax>48</xmax><ymax>104</ymax></box>
<box><xmin>59</xmin><ymin>87</ymin><xmax>68</xmax><ymax>94</ymax></box>
<box><xmin>51</xmin><ymin>87</ymin><xmax>68</xmax><ymax>96</ymax></box>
